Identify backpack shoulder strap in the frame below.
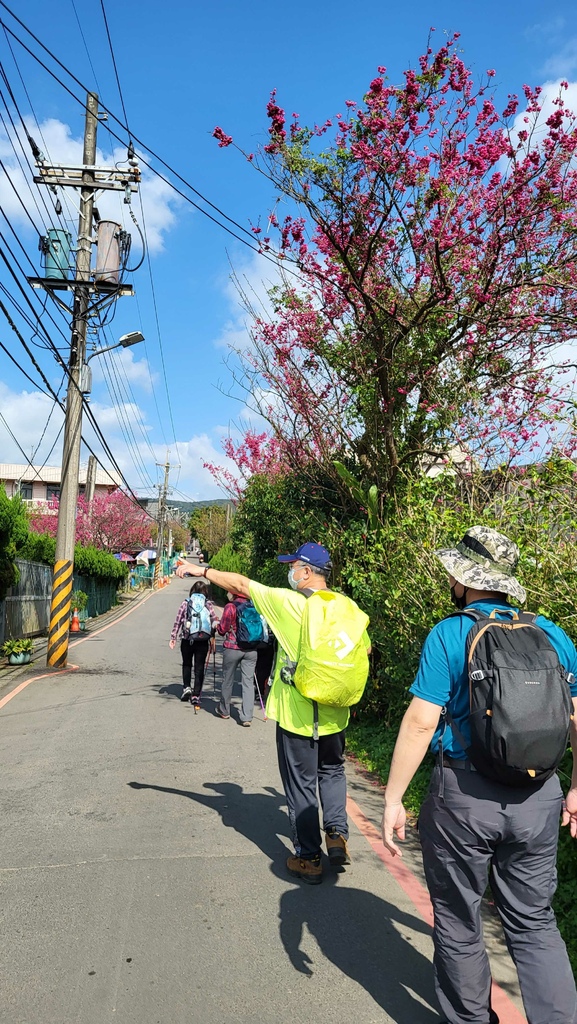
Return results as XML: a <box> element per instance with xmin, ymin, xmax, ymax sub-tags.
<box><xmin>446</xmin><ymin>608</ymin><xmax>488</xmax><ymax>624</ymax></box>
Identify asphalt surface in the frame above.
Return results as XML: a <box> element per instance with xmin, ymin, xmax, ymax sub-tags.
<box><xmin>0</xmin><ymin>577</ymin><xmax>527</xmax><ymax>1024</ymax></box>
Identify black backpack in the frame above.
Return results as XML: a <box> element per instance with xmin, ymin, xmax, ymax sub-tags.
<box><xmin>444</xmin><ymin>608</ymin><xmax>574</xmax><ymax>786</ymax></box>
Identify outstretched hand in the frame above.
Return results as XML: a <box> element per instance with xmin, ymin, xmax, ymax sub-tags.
<box><xmin>175</xmin><ymin>561</ymin><xmax>204</xmax><ymax>578</ymax></box>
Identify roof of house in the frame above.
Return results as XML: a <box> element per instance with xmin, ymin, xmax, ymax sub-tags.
<box><xmin>0</xmin><ymin>463</ymin><xmax>121</xmax><ymax>487</ymax></box>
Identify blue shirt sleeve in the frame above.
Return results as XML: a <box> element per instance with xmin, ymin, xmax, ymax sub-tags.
<box><xmin>535</xmin><ymin>616</ymin><xmax>577</xmax><ymax>697</ymax></box>
<box><xmin>409</xmin><ymin>621</ymin><xmax>455</xmax><ymax>707</ymax></box>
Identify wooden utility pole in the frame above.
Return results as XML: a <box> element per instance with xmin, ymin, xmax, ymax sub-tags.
<box><xmin>46</xmin><ymin>94</ymin><xmax>98</xmax><ymax>668</ymax></box>
<box><xmin>154</xmin><ymin>455</ymin><xmax>171</xmax><ymax>587</ymax></box>
<box><xmin>85</xmin><ymin>453</ymin><xmax>97</xmax><ymax>504</ymax></box>
<box><xmin>30</xmin><ymin>93</ymin><xmax>140</xmax><ymax>667</ymax></box>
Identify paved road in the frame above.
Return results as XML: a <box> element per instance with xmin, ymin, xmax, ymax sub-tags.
<box><xmin>0</xmin><ymin>578</ymin><xmax>526</xmax><ymax>1024</ymax></box>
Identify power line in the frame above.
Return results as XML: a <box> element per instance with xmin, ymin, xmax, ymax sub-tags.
<box><xmin>0</xmin><ymin>7</ymin><xmax>305</xmax><ymax>279</ymax></box>
<box><xmin>99</xmin><ymin>0</ymin><xmax>130</xmax><ymax>140</ymax></box>
<box><xmin>0</xmin><ymin>270</ymin><xmax>156</xmax><ymax>517</ymax></box>
<box><xmin>0</xmin><ymin>40</ymin><xmax>77</xmax><ymax>228</ymax></box>
<box><xmin>95</xmin><ymin>3</ymin><xmax>181</xmax><ymax>462</ymax></box>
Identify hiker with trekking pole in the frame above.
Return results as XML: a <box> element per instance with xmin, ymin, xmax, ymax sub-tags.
<box><xmin>169</xmin><ymin>581</ymin><xmax>218</xmax><ymax>710</ymax></box>
<box><xmin>176</xmin><ymin>542</ymin><xmax>371</xmax><ymax>885</ymax></box>
<box><xmin>215</xmin><ymin>592</ymin><xmax>266</xmax><ymax>725</ymax></box>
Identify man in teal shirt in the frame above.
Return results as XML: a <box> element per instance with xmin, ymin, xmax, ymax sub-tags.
<box><xmin>381</xmin><ymin>526</ymin><xmax>577</xmax><ymax>1024</ymax></box>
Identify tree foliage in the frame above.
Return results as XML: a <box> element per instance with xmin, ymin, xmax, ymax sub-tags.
<box><xmin>17</xmin><ymin>532</ymin><xmax>128</xmax><ymax>583</ymax></box>
<box><xmin>189</xmin><ymin>504</ymin><xmax>232</xmax><ymax>558</ymax></box>
<box><xmin>213</xmin><ymin>35</ymin><xmax>577</xmax><ymax>496</ymax></box>
<box><xmin>28</xmin><ymin>490</ymin><xmax>151</xmax><ymax>553</ymax></box>
<box><xmin>0</xmin><ymin>486</ymin><xmax>29</xmax><ymax>601</ymax></box>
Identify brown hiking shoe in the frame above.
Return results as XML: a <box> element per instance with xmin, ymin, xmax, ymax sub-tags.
<box><xmin>325</xmin><ymin>832</ymin><xmax>351</xmax><ymax>866</ymax></box>
<box><xmin>286</xmin><ymin>854</ymin><xmax>323</xmax><ymax>885</ymax></box>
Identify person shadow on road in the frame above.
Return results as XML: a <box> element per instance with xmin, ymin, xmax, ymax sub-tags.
<box><xmin>127</xmin><ymin>780</ymin><xmax>438</xmax><ymax>1023</ymax></box>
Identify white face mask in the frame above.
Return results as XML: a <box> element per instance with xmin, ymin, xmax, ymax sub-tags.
<box><xmin>288</xmin><ymin>566</ymin><xmax>306</xmax><ymax>590</ymax></box>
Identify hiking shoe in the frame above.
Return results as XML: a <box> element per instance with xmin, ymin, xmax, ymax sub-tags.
<box><xmin>215</xmin><ymin>707</ymin><xmax>230</xmax><ymax>719</ymax></box>
<box><xmin>286</xmin><ymin>854</ymin><xmax>322</xmax><ymax>885</ymax></box>
<box><xmin>180</xmin><ymin>687</ymin><xmax>192</xmax><ymax>702</ymax></box>
<box><xmin>325</xmin><ymin>832</ymin><xmax>351</xmax><ymax>866</ymax></box>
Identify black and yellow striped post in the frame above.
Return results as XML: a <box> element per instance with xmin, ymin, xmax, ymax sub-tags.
<box><xmin>46</xmin><ymin>560</ymin><xmax>74</xmax><ymax>668</ymax></box>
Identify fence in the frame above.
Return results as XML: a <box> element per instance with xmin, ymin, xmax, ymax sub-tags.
<box><xmin>2</xmin><ymin>560</ymin><xmax>52</xmax><ymax>642</ymax></box>
<box><xmin>1</xmin><ymin>559</ymin><xmax>123</xmax><ymax>641</ymax></box>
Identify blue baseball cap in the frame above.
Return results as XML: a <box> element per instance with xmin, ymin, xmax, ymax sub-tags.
<box><xmin>277</xmin><ymin>542</ymin><xmax>332</xmax><ymax>570</ymax></box>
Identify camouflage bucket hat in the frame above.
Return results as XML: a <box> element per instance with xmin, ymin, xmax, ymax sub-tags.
<box><xmin>436</xmin><ymin>526</ymin><xmax>526</xmax><ymax>604</ymax></box>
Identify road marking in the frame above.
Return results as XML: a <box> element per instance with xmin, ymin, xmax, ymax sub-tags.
<box><xmin>0</xmin><ymin>664</ymin><xmax>79</xmax><ymax>709</ymax></box>
<box><xmin>347</xmin><ymin>795</ymin><xmax>528</xmax><ymax>1024</ymax></box>
<box><xmin>0</xmin><ymin>590</ymin><xmax>155</xmax><ymax>712</ymax></box>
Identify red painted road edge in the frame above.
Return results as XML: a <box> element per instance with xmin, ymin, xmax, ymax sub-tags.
<box><xmin>346</xmin><ymin>795</ymin><xmax>528</xmax><ymax>1024</ymax></box>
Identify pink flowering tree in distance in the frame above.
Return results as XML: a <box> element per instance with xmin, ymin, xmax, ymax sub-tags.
<box><xmin>29</xmin><ymin>489</ymin><xmax>151</xmax><ymax>552</ymax></box>
<box><xmin>211</xmin><ymin>34</ymin><xmax>577</xmax><ymax>498</ymax></box>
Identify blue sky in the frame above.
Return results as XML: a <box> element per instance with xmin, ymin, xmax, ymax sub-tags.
<box><xmin>1</xmin><ymin>0</ymin><xmax>577</xmax><ymax>501</ymax></box>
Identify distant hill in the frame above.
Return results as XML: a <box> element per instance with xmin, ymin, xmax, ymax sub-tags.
<box><xmin>137</xmin><ymin>497</ymin><xmax>232</xmax><ymax>516</ymax></box>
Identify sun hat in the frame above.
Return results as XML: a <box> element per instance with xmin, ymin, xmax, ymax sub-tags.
<box><xmin>277</xmin><ymin>542</ymin><xmax>332</xmax><ymax>570</ymax></box>
<box><xmin>436</xmin><ymin>526</ymin><xmax>526</xmax><ymax>604</ymax></box>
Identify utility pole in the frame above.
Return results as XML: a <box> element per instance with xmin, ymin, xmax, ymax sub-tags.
<box><xmin>46</xmin><ymin>94</ymin><xmax>98</xmax><ymax>668</ymax></box>
<box><xmin>30</xmin><ymin>92</ymin><xmax>140</xmax><ymax>668</ymax></box>
<box><xmin>154</xmin><ymin>454</ymin><xmax>171</xmax><ymax>587</ymax></box>
<box><xmin>85</xmin><ymin>453</ymin><xmax>97</xmax><ymax>504</ymax></box>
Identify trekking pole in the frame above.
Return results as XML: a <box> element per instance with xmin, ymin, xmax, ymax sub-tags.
<box><xmin>254</xmin><ymin>672</ymin><xmax>267</xmax><ymax>721</ymax></box>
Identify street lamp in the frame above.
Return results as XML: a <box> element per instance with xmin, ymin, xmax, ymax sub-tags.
<box><xmin>80</xmin><ymin>331</ymin><xmax>145</xmax><ymax>393</ymax></box>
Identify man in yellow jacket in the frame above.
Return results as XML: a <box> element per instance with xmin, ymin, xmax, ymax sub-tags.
<box><xmin>177</xmin><ymin>542</ymin><xmax>367</xmax><ymax>884</ymax></box>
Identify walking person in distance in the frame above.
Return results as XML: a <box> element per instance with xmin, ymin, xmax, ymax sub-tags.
<box><xmin>216</xmin><ymin>592</ymin><xmax>262</xmax><ymax>725</ymax></box>
<box><xmin>169</xmin><ymin>581</ymin><xmax>218</xmax><ymax>707</ymax></box>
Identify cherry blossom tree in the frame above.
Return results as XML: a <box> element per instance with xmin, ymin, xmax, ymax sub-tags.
<box><xmin>29</xmin><ymin>490</ymin><xmax>151</xmax><ymax>552</ymax></box>
<box><xmin>212</xmin><ymin>34</ymin><xmax>577</xmax><ymax>495</ymax></box>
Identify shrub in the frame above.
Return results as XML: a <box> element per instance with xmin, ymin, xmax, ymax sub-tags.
<box><xmin>17</xmin><ymin>533</ymin><xmax>128</xmax><ymax>584</ymax></box>
<box><xmin>0</xmin><ymin>486</ymin><xmax>29</xmax><ymax>601</ymax></box>
<box><xmin>209</xmin><ymin>542</ymin><xmax>250</xmax><ymax>602</ymax></box>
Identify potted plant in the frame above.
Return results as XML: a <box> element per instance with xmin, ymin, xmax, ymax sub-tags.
<box><xmin>1</xmin><ymin>637</ymin><xmax>34</xmax><ymax>665</ymax></box>
<box><xmin>70</xmin><ymin>591</ymin><xmax>89</xmax><ymax>629</ymax></box>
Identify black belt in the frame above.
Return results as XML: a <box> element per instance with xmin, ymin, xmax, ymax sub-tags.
<box><xmin>441</xmin><ymin>756</ymin><xmax>477</xmax><ymax>772</ymax></box>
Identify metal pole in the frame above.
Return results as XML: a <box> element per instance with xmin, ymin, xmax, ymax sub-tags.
<box><xmin>47</xmin><ymin>93</ymin><xmax>98</xmax><ymax>668</ymax></box>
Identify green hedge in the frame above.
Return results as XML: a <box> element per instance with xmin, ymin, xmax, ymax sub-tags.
<box><xmin>17</xmin><ymin>533</ymin><xmax>128</xmax><ymax>584</ymax></box>
<box><xmin>209</xmin><ymin>542</ymin><xmax>250</xmax><ymax>602</ymax></box>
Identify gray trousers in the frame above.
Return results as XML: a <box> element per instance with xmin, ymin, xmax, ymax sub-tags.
<box><xmin>219</xmin><ymin>648</ymin><xmax>257</xmax><ymax>722</ymax></box>
<box><xmin>276</xmin><ymin>724</ymin><xmax>348</xmax><ymax>859</ymax></box>
<box><xmin>419</xmin><ymin>764</ymin><xmax>577</xmax><ymax>1024</ymax></box>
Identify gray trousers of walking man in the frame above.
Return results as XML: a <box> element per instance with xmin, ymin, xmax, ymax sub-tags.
<box><xmin>419</xmin><ymin>764</ymin><xmax>577</xmax><ymax>1024</ymax></box>
<box><xmin>219</xmin><ymin>648</ymin><xmax>257</xmax><ymax>723</ymax></box>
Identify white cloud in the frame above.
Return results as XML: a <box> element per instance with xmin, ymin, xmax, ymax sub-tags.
<box><xmin>0</xmin><ymin>376</ymin><xmax>238</xmax><ymax>501</ymax></box>
<box><xmin>89</xmin><ymin>346</ymin><xmax>157</xmax><ymax>394</ymax></box>
<box><xmin>0</xmin><ymin>116</ymin><xmax>179</xmax><ymax>255</ymax></box>
<box><xmin>541</xmin><ymin>39</ymin><xmax>577</xmax><ymax>80</ymax></box>
<box><xmin>0</xmin><ymin>380</ymin><xmax>64</xmax><ymax>464</ymax></box>
<box><xmin>213</xmin><ymin>250</ymin><xmax>281</xmax><ymax>351</ymax></box>
<box><xmin>509</xmin><ymin>79</ymin><xmax>577</xmax><ymax>150</ymax></box>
